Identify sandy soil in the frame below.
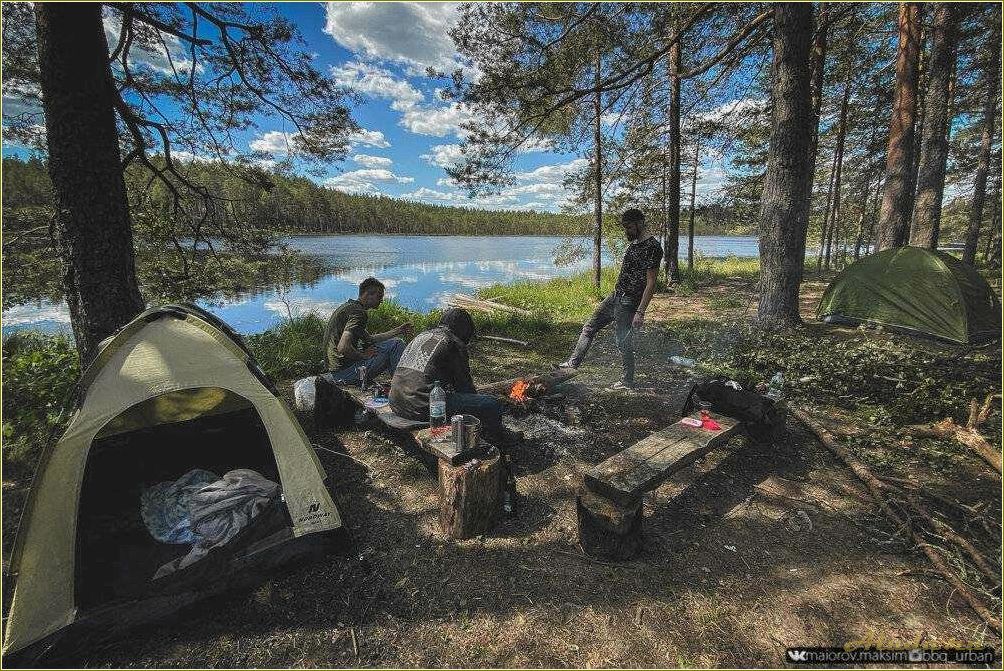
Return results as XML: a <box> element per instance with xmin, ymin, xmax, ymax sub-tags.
<box><xmin>3</xmin><ymin>285</ymin><xmax>1001</xmax><ymax>668</ymax></box>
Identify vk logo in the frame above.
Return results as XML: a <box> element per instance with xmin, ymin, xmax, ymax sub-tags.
<box><xmin>787</xmin><ymin>650</ymin><xmax>809</xmax><ymax>662</ymax></box>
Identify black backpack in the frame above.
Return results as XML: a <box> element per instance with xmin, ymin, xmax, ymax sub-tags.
<box><xmin>680</xmin><ymin>378</ymin><xmax>786</xmax><ymax>443</ymax></box>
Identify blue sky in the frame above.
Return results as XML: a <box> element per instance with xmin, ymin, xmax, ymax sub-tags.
<box><xmin>2</xmin><ymin>2</ymin><xmax>740</xmax><ymax>212</ymax></box>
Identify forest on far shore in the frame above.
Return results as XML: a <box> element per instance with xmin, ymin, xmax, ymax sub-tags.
<box><xmin>1</xmin><ymin>156</ymin><xmax>748</xmax><ymax>238</ymax></box>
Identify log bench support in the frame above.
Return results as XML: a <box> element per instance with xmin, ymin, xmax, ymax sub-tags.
<box><xmin>578</xmin><ymin>414</ymin><xmax>742</xmax><ymax>559</ymax></box>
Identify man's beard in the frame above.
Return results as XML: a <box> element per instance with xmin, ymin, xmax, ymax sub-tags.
<box><xmin>625</xmin><ymin>228</ymin><xmax>640</xmax><ymax>241</ymax></box>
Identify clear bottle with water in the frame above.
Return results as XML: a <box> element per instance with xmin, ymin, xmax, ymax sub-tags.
<box><xmin>429</xmin><ymin>380</ymin><xmax>447</xmax><ymax>428</ymax></box>
<box><xmin>767</xmin><ymin>372</ymin><xmax>784</xmax><ymax>400</ymax></box>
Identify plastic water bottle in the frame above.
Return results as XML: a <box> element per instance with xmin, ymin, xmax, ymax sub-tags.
<box><xmin>669</xmin><ymin>355</ymin><xmax>696</xmax><ymax>367</ymax></box>
<box><xmin>429</xmin><ymin>380</ymin><xmax>447</xmax><ymax>428</ymax></box>
<box><xmin>767</xmin><ymin>372</ymin><xmax>784</xmax><ymax>400</ymax></box>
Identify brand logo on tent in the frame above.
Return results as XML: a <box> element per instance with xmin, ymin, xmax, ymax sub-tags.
<box><xmin>296</xmin><ymin>495</ymin><xmax>332</xmax><ymax>526</ymax></box>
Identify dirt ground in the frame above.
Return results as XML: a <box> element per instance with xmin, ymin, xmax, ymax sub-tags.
<box><xmin>4</xmin><ymin>284</ymin><xmax>1002</xmax><ymax>668</ymax></box>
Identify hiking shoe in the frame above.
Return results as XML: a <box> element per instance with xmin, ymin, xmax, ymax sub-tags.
<box><xmin>553</xmin><ymin>360</ymin><xmax>577</xmax><ymax>370</ymax></box>
<box><xmin>609</xmin><ymin>380</ymin><xmax>634</xmax><ymax>391</ymax></box>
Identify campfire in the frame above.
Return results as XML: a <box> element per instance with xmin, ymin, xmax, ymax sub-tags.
<box><xmin>508</xmin><ymin>378</ymin><xmax>536</xmax><ymax>405</ymax></box>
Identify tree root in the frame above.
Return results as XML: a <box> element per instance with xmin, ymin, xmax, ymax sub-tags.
<box><xmin>792</xmin><ymin>406</ymin><xmax>1002</xmax><ymax>634</ymax></box>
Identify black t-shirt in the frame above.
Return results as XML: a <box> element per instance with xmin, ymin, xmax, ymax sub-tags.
<box><xmin>614</xmin><ymin>236</ymin><xmax>664</xmax><ymax>302</ymax></box>
<box><xmin>389</xmin><ymin>326</ymin><xmax>476</xmax><ymax>420</ymax></box>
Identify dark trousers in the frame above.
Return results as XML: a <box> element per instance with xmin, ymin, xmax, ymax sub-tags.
<box><xmin>567</xmin><ymin>294</ymin><xmax>639</xmax><ymax>383</ymax></box>
<box><xmin>446</xmin><ymin>392</ymin><xmax>506</xmax><ymax>439</ymax></box>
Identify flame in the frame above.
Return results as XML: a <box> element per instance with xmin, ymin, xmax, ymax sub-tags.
<box><xmin>509</xmin><ymin>378</ymin><xmax>531</xmax><ymax>403</ymax></box>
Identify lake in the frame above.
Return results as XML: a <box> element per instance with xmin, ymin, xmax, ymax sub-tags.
<box><xmin>2</xmin><ymin>234</ymin><xmax>761</xmax><ymax>336</ymax></box>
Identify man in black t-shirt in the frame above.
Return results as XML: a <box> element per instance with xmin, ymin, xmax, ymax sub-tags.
<box><xmin>558</xmin><ymin>208</ymin><xmax>663</xmax><ymax>388</ymax></box>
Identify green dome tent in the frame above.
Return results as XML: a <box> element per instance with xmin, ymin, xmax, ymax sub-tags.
<box><xmin>816</xmin><ymin>247</ymin><xmax>1001</xmax><ymax>344</ymax></box>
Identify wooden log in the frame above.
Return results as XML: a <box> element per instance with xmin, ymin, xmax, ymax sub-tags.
<box><xmin>477</xmin><ymin>369</ymin><xmax>579</xmax><ymax>396</ymax></box>
<box><xmin>438</xmin><ymin>446</ymin><xmax>502</xmax><ymax>539</ymax></box>
<box><xmin>576</xmin><ymin>487</ymin><xmax>643</xmax><ymax>561</ymax></box>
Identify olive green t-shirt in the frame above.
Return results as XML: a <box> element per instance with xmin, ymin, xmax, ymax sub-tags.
<box><xmin>323</xmin><ymin>299</ymin><xmax>373</xmax><ymax>371</ymax></box>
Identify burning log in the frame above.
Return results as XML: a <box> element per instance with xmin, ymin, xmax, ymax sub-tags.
<box><xmin>478</xmin><ymin>369</ymin><xmax>578</xmax><ymax>399</ymax></box>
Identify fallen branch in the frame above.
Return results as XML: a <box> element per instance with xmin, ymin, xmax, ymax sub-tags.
<box><xmin>792</xmin><ymin>407</ymin><xmax>1002</xmax><ymax>633</ymax></box>
<box><xmin>446</xmin><ymin>293</ymin><xmax>532</xmax><ymax>316</ymax></box>
<box><xmin>477</xmin><ymin>334</ymin><xmax>531</xmax><ymax>348</ymax></box>
<box><xmin>903</xmin><ymin>418</ymin><xmax>1002</xmax><ymax>475</ymax></box>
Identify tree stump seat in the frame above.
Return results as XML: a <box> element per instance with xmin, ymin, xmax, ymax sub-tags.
<box><xmin>578</xmin><ymin>413</ymin><xmax>743</xmax><ymax>560</ymax></box>
<box><xmin>315</xmin><ymin>381</ymin><xmax>501</xmax><ymax>537</ymax></box>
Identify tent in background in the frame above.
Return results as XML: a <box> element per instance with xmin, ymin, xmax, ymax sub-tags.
<box><xmin>3</xmin><ymin>304</ymin><xmax>346</xmax><ymax>664</ymax></box>
<box><xmin>816</xmin><ymin>247</ymin><xmax>1001</xmax><ymax>344</ymax></box>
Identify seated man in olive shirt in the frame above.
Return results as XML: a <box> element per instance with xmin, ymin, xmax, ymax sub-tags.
<box><xmin>322</xmin><ymin>277</ymin><xmax>412</xmax><ymax>385</ymax></box>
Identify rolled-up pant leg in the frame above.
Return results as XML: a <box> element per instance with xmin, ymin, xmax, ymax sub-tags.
<box><xmin>567</xmin><ymin>295</ymin><xmax>617</xmax><ymax>368</ymax></box>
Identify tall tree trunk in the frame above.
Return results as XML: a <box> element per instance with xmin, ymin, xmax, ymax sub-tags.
<box><xmin>35</xmin><ymin>3</ymin><xmax>145</xmax><ymax>365</ymax></box>
<box><xmin>963</xmin><ymin>14</ymin><xmax>1001</xmax><ymax>266</ymax></box>
<box><xmin>824</xmin><ymin>78</ymin><xmax>852</xmax><ymax>270</ymax></box>
<box><xmin>757</xmin><ymin>3</ymin><xmax>814</xmax><ymax>326</ymax></box>
<box><xmin>854</xmin><ymin>173</ymin><xmax>876</xmax><ymax>260</ymax></box>
<box><xmin>863</xmin><ymin>178</ymin><xmax>883</xmax><ymax>255</ymax></box>
<box><xmin>984</xmin><ymin>175</ymin><xmax>1002</xmax><ymax>264</ymax></box>
<box><xmin>911</xmin><ymin>4</ymin><xmax>961</xmax><ymax>248</ymax></box>
<box><xmin>688</xmin><ymin>139</ymin><xmax>699</xmax><ymax>271</ymax></box>
<box><xmin>877</xmin><ymin>2</ymin><xmax>922</xmax><ymax>250</ymax></box>
<box><xmin>665</xmin><ymin>21</ymin><xmax>682</xmax><ymax>283</ymax></box>
<box><xmin>807</xmin><ymin>1</ymin><xmax>828</xmax><ymax>267</ymax></box>
<box><xmin>592</xmin><ymin>46</ymin><xmax>603</xmax><ymax>288</ymax></box>
<box><xmin>816</xmin><ymin>140</ymin><xmax>839</xmax><ymax>272</ymax></box>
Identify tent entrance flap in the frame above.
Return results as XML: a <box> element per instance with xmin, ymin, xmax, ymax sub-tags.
<box><xmin>76</xmin><ymin>399</ymin><xmax>284</xmax><ymax>611</ymax></box>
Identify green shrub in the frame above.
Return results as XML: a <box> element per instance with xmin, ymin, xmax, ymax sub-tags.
<box><xmin>2</xmin><ymin>331</ymin><xmax>79</xmax><ymax>468</ymax></box>
<box><xmin>246</xmin><ymin>313</ymin><xmax>327</xmax><ymax>380</ymax></box>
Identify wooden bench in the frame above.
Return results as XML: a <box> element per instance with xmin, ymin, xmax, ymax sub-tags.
<box><xmin>577</xmin><ymin>413</ymin><xmax>743</xmax><ymax>559</ymax></box>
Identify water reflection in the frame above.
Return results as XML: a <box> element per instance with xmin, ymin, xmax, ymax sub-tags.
<box><xmin>3</xmin><ymin>234</ymin><xmax>762</xmax><ymax>335</ymax></box>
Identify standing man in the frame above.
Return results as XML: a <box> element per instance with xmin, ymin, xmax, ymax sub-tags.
<box><xmin>558</xmin><ymin>208</ymin><xmax>662</xmax><ymax>389</ymax></box>
<box><xmin>323</xmin><ymin>277</ymin><xmax>412</xmax><ymax>384</ymax></box>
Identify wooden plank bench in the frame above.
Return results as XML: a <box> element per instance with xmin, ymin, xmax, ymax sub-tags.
<box><xmin>577</xmin><ymin>413</ymin><xmax>744</xmax><ymax>559</ymax></box>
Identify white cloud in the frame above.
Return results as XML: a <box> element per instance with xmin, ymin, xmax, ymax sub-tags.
<box><xmin>698</xmin><ymin>98</ymin><xmax>768</xmax><ymax>123</ymax></box>
<box><xmin>400</xmin><ymin>101</ymin><xmax>472</xmax><ymax>137</ymax></box>
<box><xmin>436</xmin><ymin>177</ymin><xmax>458</xmax><ymax>188</ymax></box>
<box><xmin>402</xmin><ymin>186</ymin><xmax>464</xmax><ymax>202</ymax></box>
<box><xmin>103</xmin><ymin>11</ymin><xmax>197</xmax><ymax>76</ymax></box>
<box><xmin>326</xmin><ymin>168</ymin><xmax>414</xmax><ymax>194</ymax></box>
<box><xmin>515</xmin><ymin>158</ymin><xmax>589</xmax><ymax>183</ymax></box>
<box><xmin>353</xmin><ymin>153</ymin><xmax>393</xmax><ymax>168</ymax></box>
<box><xmin>331</xmin><ymin>60</ymin><xmax>424</xmax><ymax>111</ymax></box>
<box><xmin>249</xmin><ymin>130</ymin><xmax>301</xmax><ymax>155</ymax></box>
<box><xmin>323</xmin><ymin>2</ymin><xmax>462</xmax><ymax>74</ymax></box>
<box><xmin>2</xmin><ymin>301</ymin><xmax>71</xmax><ymax>326</ymax></box>
<box><xmin>347</xmin><ymin>128</ymin><xmax>391</xmax><ymax>149</ymax></box>
<box><xmin>421</xmin><ymin>143</ymin><xmax>464</xmax><ymax>168</ymax></box>
<box><xmin>518</xmin><ymin>137</ymin><xmax>556</xmax><ymax>153</ymax></box>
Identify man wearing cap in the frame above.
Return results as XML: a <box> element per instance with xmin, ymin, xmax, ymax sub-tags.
<box><xmin>390</xmin><ymin>308</ymin><xmax>510</xmax><ymax>443</ymax></box>
<box><xmin>557</xmin><ymin>208</ymin><xmax>663</xmax><ymax>389</ymax></box>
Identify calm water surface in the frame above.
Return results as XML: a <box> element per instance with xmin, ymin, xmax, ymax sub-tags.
<box><xmin>2</xmin><ymin>234</ymin><xmax>761</xmax><ymax>335</ymax></box>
